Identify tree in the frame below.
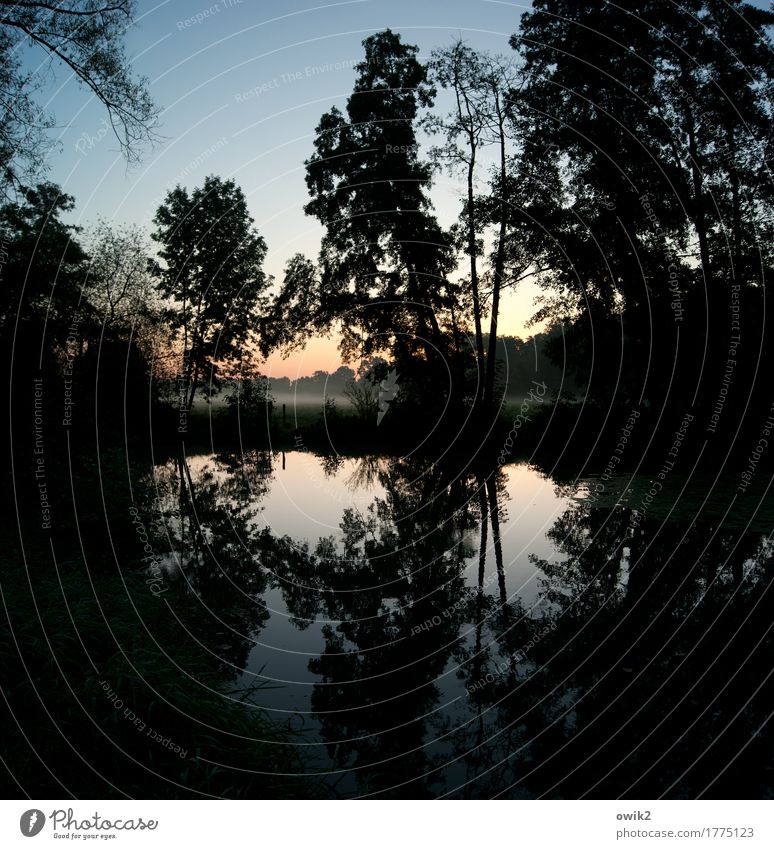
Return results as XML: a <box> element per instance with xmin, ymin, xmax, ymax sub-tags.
<box><xmin>83</xmin><ymin>220</ymin><xmax>155</xmax><ymax>330</ymax></box>
<box><xmin>476</xmin><ymin>54</ymin><xmax>524</xmax><ymax>407</ymax></box>
<box><xmin>650</xmin><ymin>0</ymin><xmax>774</xmax><ymax>293</ymax></box>
<box><xmin>429</xmin><ymin>42</ymin><xmax>556</xmax><ymax>408</ymax></box>
<box><xmin>0</xmin><ymin>1</ymin><xmax>158</xmax><ymax>196</ymax></box>
<box><xmin>300</xmin><ymin>30</ymin><xmax>456</xmax><ymax>383</ymax></box>
<box><xmin>79</xmin><ymin>219</ymin><xmax>170</xmax><ymax>415</ymax></box>
<box><xmin>0</xmin><ymin>182</ymin><xmax>86</xmax><ymax>345</ymax></box>
<box><xmin>152</xmin><ymin>175</ymin><xmax>269</xmax><ymax>413</ymax></box>
<box><xmin>0</xmin><ymin>185</ymin><xmax>162</xmax><ymax>437</ymax></box>
<box><xmin>82</xmin><ymin>221</ymin><xmax>167</xmax><ymax>365</ymax></box>
<box><xmin>427</xmin><ymin>41</ymin><xmax>489</xmax><ymax>400</ymax></box>
<box><xmin>342</xmin><ymin>357</ymin><xmax>391</xmax><ymax>424</ymax></box>
<box><xmin>260</xmin><ymin>253</ymin><xmax>324</xmax><ymax>356</ymax></box>
<box><xmin>513</xmin><ymin>0</ymin><xmax>684</xmax><ymax>385</ymax></box>
<box><xmin>511</xmin><ymin>0</ymin><xmax>774</xmax><ymax>406</ymax></box>
<box><xmin>225</xmin><ymin>370</ymin><xmax>273</xmax><ymax>426</ymax></box>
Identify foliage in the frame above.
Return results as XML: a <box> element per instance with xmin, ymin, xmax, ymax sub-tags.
<box><xmin>343</xmin><ymin>378</ymin><xmax>379</xmax><ymax>423</ymax></box>
<box><xmin>152</xmin><ymin>175</ymin><xmax>270</xmax><ymax>411</ymax></box>
<box><xmin>511</xmin><ymin>0</ymin><xmax>774</xmax><ymax>403</ymax></box>
<box><xmin>271</xmin><ymin>30</ymin><xmax>456</xmax><ymax>390</ymax></box>
<box><xmin>427</xmin><ymin>41</ymin><xmax>562</xmax><ymax>407</ymax></box>
<box><xmin>0</xmin><ymin>182</ymin><xmax>86</xmax><ymax>343</ymax></box>
<box><xmin>342</xmin><ymin>358</ymin><xmax>393</xmax><ymax>423</ymax></box>
<box><xmin>0</xmin><ymin>1</ymin><xmax>158</xmax><ymax>195</ymax></box>
<box><xmin>84</xmin><ymin>220</ymin><xmax>155</xmax><ymax>328</ymax></box>
<box><xmin>225</xmin><ymin>372</ymin><xmax>274</xmax><ymax>423</ymax></box>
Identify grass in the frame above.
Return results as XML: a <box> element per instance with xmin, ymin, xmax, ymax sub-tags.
<box><xmin>0</xmin><ymin>443</ymin><xmax>324</xmax><ymax>799</ymax></box>
<box><xmin>0</xmin><ymin>555</ymin><xmax>321</xmax><ymax>798</ymax></box>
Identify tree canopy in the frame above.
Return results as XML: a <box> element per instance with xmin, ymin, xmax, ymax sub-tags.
<box><xmin>276</xmin><ymin>30</ymin><xmax>455</xmax><ymax>379</ymax></box>
<box><xmin>0</xmin><ymin>0</ymin><xmax>158</xmax><ymax>195</ymax></box>
<box><xmin>152</xmin><ymin>174</ymin><xmax>269</xmax><ymax>411</ymax></box>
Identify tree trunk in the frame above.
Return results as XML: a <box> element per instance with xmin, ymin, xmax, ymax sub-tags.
<box><xmin>408</xmin><ymin>265</ymin><xmax>445</xmax><ymax>373</ymax></box>
<box><xmin>681</xmin><ymin>75</ymin><xmax>712</xmax><ymax>291</ymax></box>
<box><xmin>467</xmin><ymin>152</ymin><xmax>486</xmax><ymax>402</ymax></box>
<box><xmin>185</xmin><ymin>358</ymin><xmax>199</xmax><ymax>415</ymax></box>
<box><xmin>483</xmin><ymin>117</ymin><xmax>508</xmax><ymax>408</ymax></box>
<box><xmin>726</xmin><ymin>124</ymin><xmax>742</xmax><ymax>282</ymax></box>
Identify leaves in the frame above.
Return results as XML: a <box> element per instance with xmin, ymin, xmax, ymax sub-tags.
<box><xmin>152</xmin><ymin>175</ymin><xmax>269</xmax><ymax>408</ymax></box>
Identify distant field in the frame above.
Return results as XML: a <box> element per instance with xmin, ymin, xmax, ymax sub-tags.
<box><xmin>191</xmin><ymin>390</ymin><xmax>354</xmax><ymax>412</ymax></box>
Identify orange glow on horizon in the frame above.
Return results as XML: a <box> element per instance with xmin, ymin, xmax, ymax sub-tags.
<box><xmin>259</xmin><ymin>282</ymin><xmax>544</xmax><ymax>378</ymax></box>
<box><xmin>261</xmin><ymin>335</ymin><xmax>345</xmax><ymax>379</ymax></box>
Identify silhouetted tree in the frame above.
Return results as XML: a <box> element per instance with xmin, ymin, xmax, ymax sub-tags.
<box><xmin>152</xmin><ymin>175</ymin><xmax>269</xmax><ymax>413</ymax></box>
<box><xmin>298</xmin><ymin>30</ymin><xmax>456</xmax><ymax>388</ymax></box>
<box><xmin>511</xmin><ymin>0</ymin><xmax>774</xmax><ymax>408</ymax></box>
<box><xmin>428</xmin><ymin>42</ymin><xmax>561</xmax><ymax>409</ymax></box>
<box><xmin>0</xmin><ymin>182</ymin><xmax>86</xmax><ymax>343</ymax></box>
<box><xmin>427</xmin><ymin>40</ymin><xmax>489</xmax><ymax>398</ymax></box>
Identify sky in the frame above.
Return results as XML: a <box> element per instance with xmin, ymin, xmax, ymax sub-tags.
<box><xmin>31</xmin><ymin>0</ymin><xmax>539</xmax><ymax>376</ymax></box>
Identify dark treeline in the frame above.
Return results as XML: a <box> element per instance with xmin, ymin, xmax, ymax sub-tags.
<box><xmin>209</xmin><ymin>331</ymin><xmax>567</xmax><ymax>408</ymax></box>
<box><xmin>3</xmin><ymin>1</ymin><xmax>772</xmax><ymax>469</ymax></box>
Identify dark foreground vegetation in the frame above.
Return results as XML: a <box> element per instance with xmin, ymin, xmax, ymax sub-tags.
<box><xmin>0</xmin><ymin>444</ymin><xmax>318</xmax><ymax>799</ymax></box>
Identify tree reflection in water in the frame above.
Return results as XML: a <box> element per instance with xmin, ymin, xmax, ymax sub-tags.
<box><xmin>146</xmin><ymin>451</ymin><xmax>774</xmax><ymax>798</ymax></box>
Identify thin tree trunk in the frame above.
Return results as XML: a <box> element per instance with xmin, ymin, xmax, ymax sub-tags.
<box><xmin>680</xmin><ymin>76</ymin><xmax>712</xmax><ymax>291</ymax></box>
<box><xmin>450</xmin><ymin>47</ymin><xmax>486</xmax><ymax>401</ymax></box>
<box><xmin>484</xmin><ymin>113</ymin><xmax>508</xmax><ymax>408</ymax></box>
<box><xmin>408</xmin><ymin>265</ymin><xmax>445</xmax><ymax>372</ymax></box>
<box><xmin>726</xmin><ymin>124</ymin><xmax>742</xmax><ymax>282</ymax></box>
<box><xmin>467</xmin><ymin>153</ymin><xmax>485</xmax><ymax>402</ymax></box>
<box><xmin>186</xmin><ymin>355</ymin><xmax>199</xmax><ymax>414</ymax></box>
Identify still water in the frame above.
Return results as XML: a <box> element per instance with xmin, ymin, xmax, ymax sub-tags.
<box><xmin>150</xmin><ymin>450</ymin><xmax>774</xmax><ymax>798</ymax></box>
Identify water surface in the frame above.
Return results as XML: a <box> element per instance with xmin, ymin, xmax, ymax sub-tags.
<box><xmin>149</xmin><ymin>450</ymin><xmax>774</xmax><ymax>798</ymax></box>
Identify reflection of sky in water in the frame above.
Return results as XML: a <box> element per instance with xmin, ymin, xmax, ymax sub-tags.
<box><xmin>155</xmin><ymin>451</ymin><xmax>774</xmax><ymax>795</ymax></box>
<box><xmin>173</xmin><ymin>452</ymin><xmax>565</xmax><ymax>790</ymax></box>
<box><xmin>201</xmin><ymin>453</ymin><xmax>572</xmax><ymax>763</ymax></box>
<box><xmin>259</xmin><ymin>451</ymin><xmax>388</xmax><ymax>540</ymax></box>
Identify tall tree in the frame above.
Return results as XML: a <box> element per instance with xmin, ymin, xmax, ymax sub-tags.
<box><xmin>510</xmin><ymin>0</ymin><xmax>774</xmax><ymax>405</ymax></box>
<box><xmin>427</xmin><ymin>41</ymin><xmax>488</xmax><ymax>400</ymax></box>
<box><xmin>513</xmin><ymin>0</ymin><xmax>685</xmax><ymax>313</ymax></box>
<box><xmin>478</xmin><ymin>55</ymin><xmax>523</xmax><ymax>407</ymax></box>
<box><xmin>82</xmin><ymin>219</ymin><xmax>171</xmax><ymax>386</ymax></box>
<box><xmin>300</xmin><ymin>29</ymin><xmax>455</xmax><ymax>380</ymax></box>
<box><xmin>651</xmin><ymin>0</ymin><xmax>774</xmax><ymax>293</ymax></box>
<box><xmin>429</xmin><ymin>43</ymin><xmax>558</xmax><ymax>408</ymax></box>
<box><xmin>152</xmin><ymin>175</ymin><xmax>269</xmax><ymax>413</ymax></box>
<box><xmin>84</xmin><ymin>220</ymin><xmax>156</xmax><ymax>329</ymax></box>
<box><xmin>0</xmin><ymin>182</ymin><xmax>86</xmax><ymax>345</ymax></box>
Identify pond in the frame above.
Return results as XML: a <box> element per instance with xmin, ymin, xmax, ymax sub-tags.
<box><xmin>148</xmin><ymin>449</ymin><xmax>774</xmax><ymax>799</ymax></box>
